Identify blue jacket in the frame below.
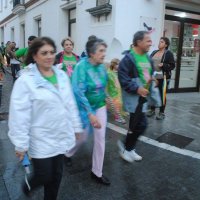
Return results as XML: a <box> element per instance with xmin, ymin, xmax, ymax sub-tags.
<box><xmin>118</xmin><ymin>52</ymin><xmax>154</xmax><ymax>113</ymax></box>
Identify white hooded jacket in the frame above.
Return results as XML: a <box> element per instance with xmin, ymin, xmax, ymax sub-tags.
<box><xmin>8</xmin><ymin>63</ymin><xmax>83</xmax><ymax>158</ymax></box>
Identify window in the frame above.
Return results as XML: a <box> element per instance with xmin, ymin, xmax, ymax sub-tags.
<box><xmin>4</xmin><ymin>0</ymin><xmax>8</xmax><ymax>8</ymax></box>
<box><xmin>11</xmin><ymin>27</ymin><xmax>14</xmax><ymax>41</ymax></box>
<box><xmin>96</xmin><ymin>0</ymin><xmax>110</xmax><ymax>6</ymax></box>
<box><xmin>0</xmin><ymin>0</ymin><xmax>3</xmax><ymax>11</ymax></box>
<box><xmin>68</xmin><ymin>8</ymin><xmax>76</xmax><ymax>37</ymax></box>
<box><xmin>20</xmin><ymin>23</ymin><xmax>25</xmax><ymax>47</ymax></box>
<box><xmin>0</xmin><ymin>27</ymin><xmax>4</xmax><ymax>42</ymax></box>
<box><xmin>34</xmin><ymin>16</ymin><xmax>41</xmax><ymax>37</ymax></box>
<box><xmin>37</xmin><ymin>19</ymin><xmax>41</xmax><ymax>37</ymax></box>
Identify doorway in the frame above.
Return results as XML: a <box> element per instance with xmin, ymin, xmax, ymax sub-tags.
<box><xmin>164</xmin><ymin>9</ymin><xmax>200</xmax><ymax>92</ymax></box>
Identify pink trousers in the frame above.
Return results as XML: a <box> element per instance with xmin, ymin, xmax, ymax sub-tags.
<box><xmin>65</xmin><ymin>106</ymin><xmax>107</xmax><ymax>177</ymax></box>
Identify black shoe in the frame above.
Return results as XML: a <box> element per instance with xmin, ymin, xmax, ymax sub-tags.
<box><xmin>64</xmin><ymin>157</ymin><xmax>72</xmax><ymax>167</ymax></box>
<box><xmin>90</xmin><ymin>171</ymin><xmax>111</xmax><ymax>186</ymax></box>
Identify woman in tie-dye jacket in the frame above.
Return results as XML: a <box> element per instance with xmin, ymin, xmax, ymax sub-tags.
<box><xmin>65</xmin><ymin>38</ymin><xmax>111</xmax><ymax>186</ymax></box>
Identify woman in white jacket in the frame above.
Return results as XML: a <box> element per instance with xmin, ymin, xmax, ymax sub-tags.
<box><xmin>8</xmin><ymin>37</ymin><xmax>82</xmax><ymax>199</ymax></box>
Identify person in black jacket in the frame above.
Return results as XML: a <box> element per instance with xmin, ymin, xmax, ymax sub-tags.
<box><xmin>147</xmin><ymin>37</ymin><xmax>175</xmax><ymax>119</ymax></box>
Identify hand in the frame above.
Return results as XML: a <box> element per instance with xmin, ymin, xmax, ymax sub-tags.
<box><xmin>154</xmin><ymin>79</ymin><xmax>159</xmax><ymax>87</ymax></box>
<box><xmin>137</xmin><ymin>87</ymin><xmax>149</xmax><ymax>97</ymax></box>
<box><xmin>151</xmin><ymin>78</ymin><xmax>158</xmax><ymax>86</ymax></box>
<box><xmin>88</xmin><ymin>114</ymin><xmax>101</xmax><ymax>129</ymax></box>
<box><xmin>158</xmin><ymin>63</ymin><xmax>163</xmax><ymax>67</ymax></box>
<box><xmin>147</xmin><ymin>77</ymin><xmax>153</xmax><ymax>84</ymax></box>
<box><xmin>15</xmin><ymin>151</ymin><xmax>26</xmax><ymax>161</ymax></box>
<box><xmin>75</xmin><ymin>133</ymin><xmax>82</xmax><ymax>140</ymax></box>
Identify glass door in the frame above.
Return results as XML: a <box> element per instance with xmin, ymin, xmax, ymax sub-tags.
<box><xmin>165</xmin><ymin>9</ymin><xmax>200</xmax><ymax>92</ymax></box>
<box><xmin>179</xmin><ymin>23</ymin><xmax>200</xmax><ymax>88</ymax></box>
<box><xmin>164</xmin><ymin>20</ymin><xmax>181</xmax><ymax>90</ymax></box>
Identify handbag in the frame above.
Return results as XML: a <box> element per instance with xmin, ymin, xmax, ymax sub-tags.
<box><xmin>147</xmin><ymin>80</ymin><xmax>161</xmax><ymax>107</ymax></box>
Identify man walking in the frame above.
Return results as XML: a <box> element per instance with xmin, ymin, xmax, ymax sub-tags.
<box><xmin>117</xmin><ymin>31</ymin><xmax>154</xmax><ymax>162</ymax></box>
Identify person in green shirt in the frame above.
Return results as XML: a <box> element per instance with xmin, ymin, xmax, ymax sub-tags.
<box><xmin>9</xmin><ymin>37</ymin><xmax>82</xmax><ymax>199</ymax></box>
<box><xmin>66</xmin><ymin>38</ymin><xmax>111</xmax><ymax>186</ymax></box>
<box><xmin>55</xmin><ymin>37</ymin><xmax>79</xmax><ymax>79</ymax></box>
<box><xmin>118</xmin><ymin>31</ymin><xmax>154</xmax><ymax>163</ymax></box>
<box><xmin>106</xmin><ymin>58</ymin><xmax>126</xmax><ymax>124</ymax></box>
<box><xmin>8</xmin><ymin>36</ymin><xmax>37</xmax><ymax>68</ymax></box>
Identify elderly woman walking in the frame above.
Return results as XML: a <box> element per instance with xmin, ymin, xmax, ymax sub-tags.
<box><xmin>8</xmin><ymin>37</ymin><xmax>82</xmax><ymax>199</ymax></box>
<box><xmin>65</xmin><ymin>38</ymin><xmax>110</xmax><ymax>186</ymax></box>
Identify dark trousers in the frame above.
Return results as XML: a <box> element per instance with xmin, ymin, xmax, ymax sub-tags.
<box><xmin>11</xmin><ymin>64</ymin><xmax>20</xmax><ymax>82</ymax></box>
<box><xmin>125</xmin><ymin>113</ymin><xmax>147</xmax><ymax>151</ymax></box>
<box><xmin>29</xmin><ymin>154</ymin><xmax>64</xmax><ymax>200</ymax></box>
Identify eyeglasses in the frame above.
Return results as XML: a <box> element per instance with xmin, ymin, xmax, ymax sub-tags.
<box><xmin>39</xmin><ymin>50</ymin><xmax>56</xmax><ymax>56</ymax></box>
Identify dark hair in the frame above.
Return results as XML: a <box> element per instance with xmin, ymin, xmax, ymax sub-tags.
<box><xmin>133</xmin><ymin>31</ymin><xmax>149</xmax><ymax>46</ymax></box>
<box><xmin>160</xmin><ymin>37</ymin><xmax>170</xmax><ymax>49</ymax></box>
<box><xmin>86</xmin><ymin>38</ymin><xmax>107</xmax><ymax>57</ymax></box>
<box><xmin>25</xmin><ymin>37</ymin><xmax>56</xmax><ymax>66</ymax></box>
<box><xmin>28</xmin><ymin>36</ymin><xmax>37</xmax><ymax>41</ymax></box>
<box><xmin>88</xmin><ymin>35</ymin><xmax>97</xmax><ymax>41</ymax></box>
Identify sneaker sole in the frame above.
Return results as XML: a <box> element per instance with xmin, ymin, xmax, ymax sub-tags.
<box><xmin>119</xmin><ymin>151</ymin><xmax>134</xmax><ymax>163</ymax></box>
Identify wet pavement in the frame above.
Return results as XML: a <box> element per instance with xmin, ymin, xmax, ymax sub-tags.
<box><xmin>0</xmin><ymin>70</ymin><xmax>200</xmax><ymax>200</ymax></box>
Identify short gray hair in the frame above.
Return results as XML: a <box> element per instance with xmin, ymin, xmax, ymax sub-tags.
<box><xmin>133</xmin><ymin>31</ymin><xmax>149</xmax><ymax>46</ymax></box>
<box><xmin>86</xmin><ymin>38</ymin><xmax>107</xmax><ymax>57</ymax></box>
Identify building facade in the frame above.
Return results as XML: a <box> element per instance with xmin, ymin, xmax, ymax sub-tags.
<box><xmin>0</xmin><ymin>0</ymin><xmax>200</xmax><ymax>92</ymax></box>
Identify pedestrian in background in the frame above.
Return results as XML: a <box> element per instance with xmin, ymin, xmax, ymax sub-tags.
<box><xmin>15</xmin><ymin>36</ymin><xmax>37</xmax><ymax>67</ymax></box>
<box><xmin>66</xmin><ymin>38</ymin><xmax>110</xmax><ymax>186</ymax></box>
<box><xmin>8</xmin><ymin>42</ymin><xmax>20</xmax><ymax>82</ymax></box>
<box><xmin>8</xmin><ymin>37</ymin><xmax>82</xmax><ymax>199</ymax></box>
<box><xmin>147</xmin><ymin>37</ymin><xmax>175</xmax><ymax>120</ymax></box>
<box><xmin>0</xmin><ymin>51</ymin><xmax>6</xmax><ymax>106</ymax></box>
<box><xmin>0</xmin><ymin>42</ymin><xmax>5</xmax><ymax>57</ymax></box>
<box><xmin>55</xmin><ymin>37</ymin><xmax>79</xmax><ymax>79</ymax></box>
<box><xmin>118</xmin><ymin>31</ymin><xmax>154</xmax><ymax>163</ymax></box>
<box><xmin>5</xmin><ymin>41</ymin><xmax>11</xmax><ymax>66</ymax></box>
<box><xmin>106</xmin><ymin>58</ymin><xmax>126</xmax><ymax>124</ymax></box>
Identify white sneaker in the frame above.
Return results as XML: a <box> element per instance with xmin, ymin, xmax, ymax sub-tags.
<box><xmin>115</xmin><ymin>118</ymin><xmax>126</xmax><ymax>124</ymax></box>
<box><xmin>117</xmin><ymin>140</ymin><xmax>125</xmax><ymax>152</ymax></box>
<box><xmin>119</xmin><ymin>150</ymin><xmax>134</xmax><ymax>163</ymax></box>
<box><xmin>130</xmin><ymin>150</ymin><xmax>143</xmax><ymax>161</ymax></box>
